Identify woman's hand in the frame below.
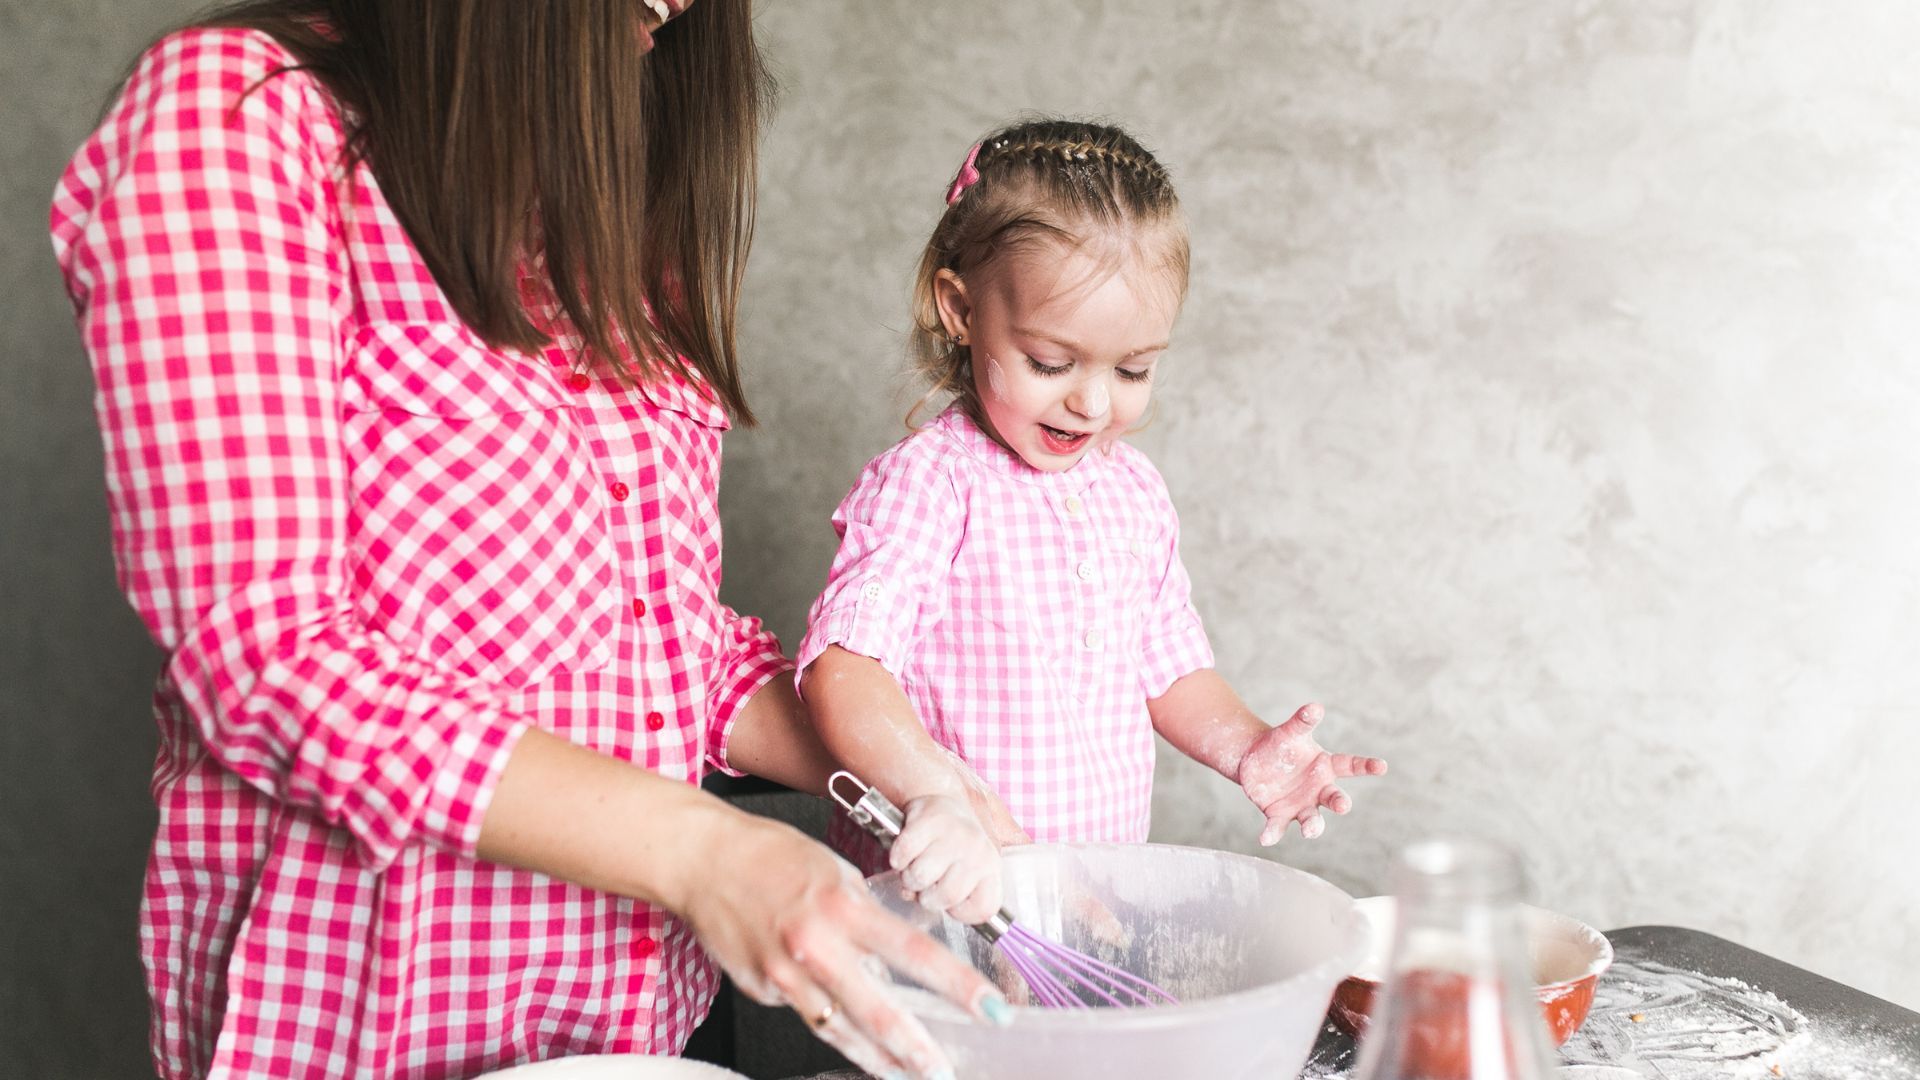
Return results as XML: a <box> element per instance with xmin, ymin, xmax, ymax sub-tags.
<box><xmin>477</xmin><ymin>728</ymin><xmax>1006</xmax><ymax>1080</ymax></box>
<box><xmin>891</xmin><ymin>794</ymin><xmax>1004</xmax><ymax>924</ymax></box>
<box><xmin>679</xmin><ymin>811</ymin><xmax>1007</xmax><ymax>1079</ymax></box>
<box><xmin>1236</xmin><ymin>702</ymin><xmax>1389</xmax><ymax>845</ymax></box>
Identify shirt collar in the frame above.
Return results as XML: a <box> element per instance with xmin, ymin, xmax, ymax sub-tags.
<box><xmin>930</xmin><ymin>403</ymin><xmax>1112</xmax><ymax>491</ymax></box>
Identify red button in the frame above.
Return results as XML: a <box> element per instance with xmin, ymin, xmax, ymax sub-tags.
<box><xmin>609</xmin><ymin>481</ymin><xmax>630</xmax><ymax>501</ymax></box>
<box><xmin>645</xmin><ymin>711</ymin><xmax>666</xmax><ymax>732</ymax></box>
<box><xmin>631</xmin><ymin>598</ymin><xmax>647</xmax><ymax>618</ymax></box>
<box><xmin>567</xmin><ymin>372</ymin><xmax>593</xmax><ymax>391</ymax></box>
<box><xmin>633</xmin><ymin>936</ymin><xmax>658</xmax><ymax>960</ymax></box>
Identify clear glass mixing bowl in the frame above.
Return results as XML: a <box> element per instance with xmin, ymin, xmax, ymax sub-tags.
<box><xmin>867</xmin><ymin>842</ymin><xmax>1367</xmax><ymax>1080</ymax></box>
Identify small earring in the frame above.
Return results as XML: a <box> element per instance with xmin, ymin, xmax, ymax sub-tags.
<box><xmin>949</xmin><ymin>333</ymin><xmax>967</xmax><ymax>347</ymax></box>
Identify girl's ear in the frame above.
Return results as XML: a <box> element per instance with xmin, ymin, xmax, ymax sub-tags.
<box><xmin>932</xmin><ymin>269</ymin><xmax>974</xmax><ymax>342</ymax></box>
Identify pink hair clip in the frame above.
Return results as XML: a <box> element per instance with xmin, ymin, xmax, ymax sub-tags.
<box><xmin>945</xmin><ymin>142</ymin><xmax>983</xmax><ymax>207</ymax></box>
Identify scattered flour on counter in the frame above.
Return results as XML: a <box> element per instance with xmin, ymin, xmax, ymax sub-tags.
<box><xmin>1302</xmin><ymin>956</ymin><xmax>1919</xmax><ymax>1080</ymax></box>
<box><xmin>1560</xmin><ymin>956</ymin><xmax>1803</xmax><ymax>1075</ymax></box>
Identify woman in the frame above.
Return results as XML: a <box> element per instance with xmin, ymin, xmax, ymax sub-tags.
<box><xmin>49</xmin><ymin>2</ymin><xmax>1003</xmax><ymax>1077</ymax></box>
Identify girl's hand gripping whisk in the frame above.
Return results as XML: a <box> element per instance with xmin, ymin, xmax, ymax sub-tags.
<box><xmin>830</xmin><ymin>771</ymin><xmax>1179</xmax><ymax>1010</ymax></box>
<box><xmin>830</xmin><ymin>773</ymin><xmax>1010</xmax><ymax>933</ymax></box>
<box><xmin>890</xmin><ymin>793</ymin><xmax>1005</xmax><ymax>925</ymax></box>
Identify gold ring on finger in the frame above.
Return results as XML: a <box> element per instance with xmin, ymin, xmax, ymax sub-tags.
<box><xmin>806</xmin><ymin>999</ymin><xmax>837</xmax><ymax>1029</ymax></box>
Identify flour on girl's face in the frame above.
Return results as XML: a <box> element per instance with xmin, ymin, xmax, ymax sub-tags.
<box><xmin>984</xmin><ymin>350</ymin><xmax>1111</xmax><ymax>420</ymax></box>
<box><xmin>1076</xmin><ymin>374</ymin><xmax>1111</xmax><ymax>420</ymax></box>
<box><xmin>983</xmin><ymin>352</ymin><xmax>1013</xmax><ymax>404</ymax></box>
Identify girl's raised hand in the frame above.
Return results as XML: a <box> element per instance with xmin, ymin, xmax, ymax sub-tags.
<box><xmin>1236</xmin><ymin>702</ymin><xmax>1388</xmax><ymax>846</ymax></box>
<box><xmin>892</xmin><ymin>793</ymin><xmax>1006</xmax><ymax>924</ymax></box>
<box><xmin>679</xmin><ymin>810</ymin><xmax>1007</xmax><ymax>1080</ymax></box>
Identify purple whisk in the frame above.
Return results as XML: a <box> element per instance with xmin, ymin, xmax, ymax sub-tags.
<box><xmin>828</xmin><ymin>771</ymin><xmax>1179</xmax><ymax>1009</ymax></box>
<box><xmin>986</xmin><ymin>919</ymin><xmax>1178</xmax><ymax>1008</ymax></box>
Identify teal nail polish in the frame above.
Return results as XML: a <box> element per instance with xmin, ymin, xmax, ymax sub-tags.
<box><xmin>980</xmin><ymin>993</ymin><xmax>1013</xmax><ymax>1027</ymax></box>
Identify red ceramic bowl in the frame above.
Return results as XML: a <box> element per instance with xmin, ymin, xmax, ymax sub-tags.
<box><xmin>1329</xmin><ymin>896</ymin><xmax>1613</xmax><ymax>1046</ymax></box>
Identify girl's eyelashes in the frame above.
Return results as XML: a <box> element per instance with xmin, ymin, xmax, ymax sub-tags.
<box><xmin>1021</xmin><ymin>351</ymin><xmax>1158</xmax><ymax>382</ymax></box>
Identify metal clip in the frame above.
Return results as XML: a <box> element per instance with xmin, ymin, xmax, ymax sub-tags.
<box><xmin>828</xmin><ymin>770</ymin><xmax>905</xmax><ymax>847</ymax></box>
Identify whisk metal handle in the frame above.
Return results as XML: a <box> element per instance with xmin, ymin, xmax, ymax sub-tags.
<box><xmin>827</xmin><ymin>769</ymin><xmax>906</xmax><ymax>842</ymax></box>
<box><xmin>827</xmin><ymin>770</ymin><xmax>1014</xmax><ymax>943</ymax></box>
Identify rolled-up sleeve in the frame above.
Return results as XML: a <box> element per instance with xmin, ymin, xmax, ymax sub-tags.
<box><xmin>50</xmin><ymin>29</ymin><xmax>527</xmax><ymax>868</ymax></box>
<box><xmin>703</xmin><ymin>607</ymin><xmax>794</xmax><ymax>776</ymax></box>
<box><xmin>795</xmin><ymin>446</ymin><xmax>965</xmax><ymax>685</ymax></box>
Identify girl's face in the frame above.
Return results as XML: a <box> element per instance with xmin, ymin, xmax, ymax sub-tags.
<box><xmin>936</xmin><ymin>240</ymin><xmax>1181</xmax><ymax>473</ymax></box>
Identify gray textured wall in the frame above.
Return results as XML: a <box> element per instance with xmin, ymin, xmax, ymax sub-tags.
<box><xmin>5</xmin><ymin>1</ymin><xmax>1917</xmax><ymax>1075</ymax></box>
<box><xmin>725</xmin><ymin>0</ymin><xmax>1920</xmax><ymax>1015</ymax></box>
<box><xmin>5</xmin><ymin>1</ymin><xmax>193</xmax><ymax>1075</ymax></box>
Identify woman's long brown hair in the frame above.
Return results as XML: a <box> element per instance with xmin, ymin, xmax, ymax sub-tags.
<box><xmin>187</xmin><ymin>0</ymin><xmax>772</xmax><ymax>422</ymax></box>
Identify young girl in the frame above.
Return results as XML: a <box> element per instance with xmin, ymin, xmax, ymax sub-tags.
<box><xmin>798</xmin><ymin>119</ymin><xmax>1388</xmax><ymax>925</ymax></box>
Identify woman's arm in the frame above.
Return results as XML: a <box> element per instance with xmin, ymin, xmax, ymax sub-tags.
<box><xmin>51</xmin><ymin>32</ymin><xmax>537</xmax><ymax>870</ymax></box>
<box><xmin>478</xmin><ymin>726</ymin><xmax>1006</xmax><ymax>1080</ymax></box>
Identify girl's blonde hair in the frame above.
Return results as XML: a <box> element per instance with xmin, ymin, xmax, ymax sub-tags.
<box><xmin>908</xmin><ymin>118</ymin><xmax>1188</xmax><ymax>425</ymax></box>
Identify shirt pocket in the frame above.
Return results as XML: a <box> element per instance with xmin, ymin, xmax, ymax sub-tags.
<box><xmin>1099</xmin><ymin>533</ymin><xmax>1157</xmax><ymax>608</ymax></box>
<box><xmin>342</xmin><ymin>322</ymin><xmax>618</xmax><ymax>687</ymax></box>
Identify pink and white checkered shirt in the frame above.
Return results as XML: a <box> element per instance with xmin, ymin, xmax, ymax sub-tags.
<box><xmin>797</xmin><ymin>406</ymin><xmax>1214</xmax><ymax>863</ymax></box>
<box><xmin>49</xmin><ymin>28</ymin><xmax>790</xmax><ymax>1079</ymax></box>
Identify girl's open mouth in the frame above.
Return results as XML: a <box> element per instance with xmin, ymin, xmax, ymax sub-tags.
<box><xmin>1039</xmin><ymin>424</ymin><xmax>1091</xmax><ymax>455</ymax></box>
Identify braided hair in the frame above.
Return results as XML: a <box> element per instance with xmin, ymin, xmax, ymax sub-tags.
<box><xmin>908</xmin><ymin>118</ymin><xmax>1188</xmax><ymax>424</ymax></box>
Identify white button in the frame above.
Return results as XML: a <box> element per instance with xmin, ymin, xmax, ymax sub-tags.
<box><xmin>1130</xmin><ymin>539</ymin><xmax>1147</xmax><ymax>558</ymax></box>
<box><xmin>861</xmin><ymin>581</ymin><xmax>884</xmax><ymax>601</ymax></box>
<box><xmin>1075</xmin><ymin>561</ymin><xmax>1095</xmax><ymax>582</ymax></box>
<box><xmin>1083</xmin><ymin>629</ymin><xmax>1105</xmax><ymax>651</ymax></box>
<box><xmin>1063</xmin><ymin>495</ymin><xmax>1084</xmax><ymax>517</ymax></box>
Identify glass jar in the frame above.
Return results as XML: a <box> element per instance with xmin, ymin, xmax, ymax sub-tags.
<box><xmin>1350</xmin><ymin>838</ymin><xmax>1561</xmax><ymax>1080</ymax></box>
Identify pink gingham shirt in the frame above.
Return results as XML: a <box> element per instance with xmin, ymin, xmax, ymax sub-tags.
<box><xmin>797</xmin><ymin>406</ymin><xmax>1213</xmax><ymax>860</ymax></box>
<box><xmin>49</xmin><ymin>28</ymin><xmax>789</xmax><ymax>1078</ymax></box>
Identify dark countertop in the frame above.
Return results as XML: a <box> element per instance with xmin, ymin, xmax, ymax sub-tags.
<box><xmin>1304</xmin><ymin>925</ymin><xmax>1919</xmax><ymax>1079</ymax></box>
<box><xmin>772</xmin><ymin>926</ymin><xmax>1920</xmax><ymax>1080</ymax></box>
<box><xmin>1605</xmin><ymin>926</ymin><xmax>1918</xmax><ymax>1036</ymax></box>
